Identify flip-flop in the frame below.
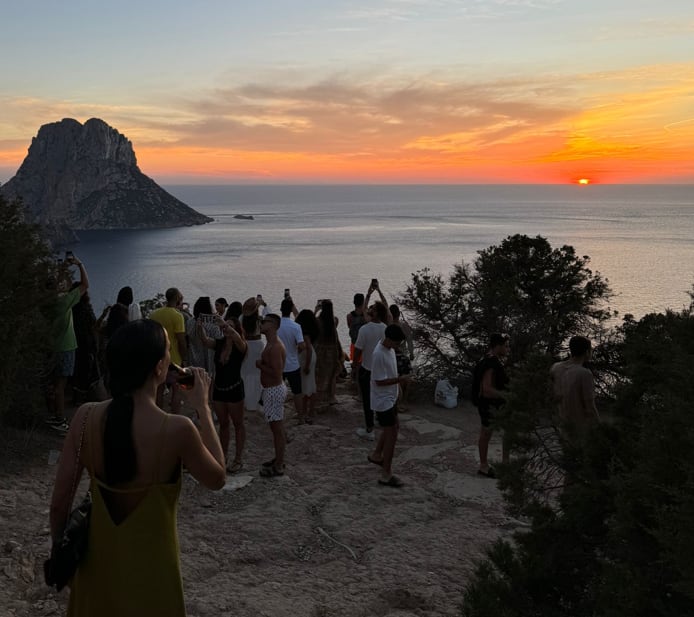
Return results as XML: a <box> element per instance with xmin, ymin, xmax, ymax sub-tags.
<box><xmin>477</xmin><ymin>468</ymin><xmax>496</xmax><ymax>479</ymax></box>
<box><xmin>378</xmin><ymin>475</ymin><xmax>404</xmax><ymax>488</ymax></box>
<box><xmin>367</xmin><ymin>455</ymin><xmax>384</xmax><ymax>467</ymax></box>
<box><xmin>259</xmin><ymin>465</ymin><xmax>285</xmax><ymax>478</ymax></box>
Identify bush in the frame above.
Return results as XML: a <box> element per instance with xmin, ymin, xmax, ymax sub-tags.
<box><xmin>0</xmin><ymin>194</ymin><xmax>57</xmax><ymax>426</ymax></box>
<box><xmin>398</xmin><ymin>234</ymin><xmax>614</xmax><ymax>384</ymax></box>
<box><xmin>462</xmin><ymin>306</ymin><xmax>694</xmax><ymax>617</ymax></box>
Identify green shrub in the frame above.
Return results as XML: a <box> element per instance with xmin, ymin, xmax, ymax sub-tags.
<box><xmin>0</xmin><ymin>195</ymin><xmax>57</xmax><ymax>427</ymax></box>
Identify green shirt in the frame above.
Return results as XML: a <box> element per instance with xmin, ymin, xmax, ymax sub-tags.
<box><xmin>52</xmin><ymin>288</ymin><xmax>82</xmax><ymax>352</ymax></box>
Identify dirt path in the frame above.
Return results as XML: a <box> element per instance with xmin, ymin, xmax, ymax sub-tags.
<box><xmin>0</xmin><ymin>383</ymin><xmax>520</xmax><ymax>617</ymax></box>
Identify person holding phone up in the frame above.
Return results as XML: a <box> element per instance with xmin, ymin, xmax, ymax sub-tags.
<box><xmin>46</xmin><ymin>253</ymin><xmax>89</xmax><ymax>433</ymax></box>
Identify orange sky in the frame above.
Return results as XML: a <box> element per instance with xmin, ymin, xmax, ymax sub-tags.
<box><xmin>1</xmin><ymin>4</ymin><xmax>693</xmax><ymax>184</ymax></box>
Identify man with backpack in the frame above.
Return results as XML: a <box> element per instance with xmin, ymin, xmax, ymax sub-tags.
<box><xmin>471</xmin><ymin>333</ymin><xmax>510</xmax><ymax>478</ymax></box>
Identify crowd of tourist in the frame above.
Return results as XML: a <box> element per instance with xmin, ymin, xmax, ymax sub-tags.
<box><xmin>46</xmin><ymin>254</ymin><xmax>599</xmax><ymax>615</ymax></box>
<box><xmin>45</xmin><ymin>255</ymin><xmax>418</xmax><ymax>483</ymax></box>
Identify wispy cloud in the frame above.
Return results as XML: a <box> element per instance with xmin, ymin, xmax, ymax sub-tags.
<box><xmin>1</xmin><ymin>62</ymin><xmax>692</xmax><ymax>183</ymax></box>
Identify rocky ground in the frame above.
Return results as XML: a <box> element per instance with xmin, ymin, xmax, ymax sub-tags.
<box><xmin>0</xmin><ymin>382</ymin><xmax>522</xmax><ymax>617</ymax></box>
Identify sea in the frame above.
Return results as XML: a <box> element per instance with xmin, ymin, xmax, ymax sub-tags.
<box><xmin>69</xmin><ymin>184</ymin><xmax>694</xmax><ymax>341</ymax></box>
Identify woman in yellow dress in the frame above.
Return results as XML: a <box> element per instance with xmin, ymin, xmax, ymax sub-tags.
<box><xmin>50</xmin><ymin>319</ymin><xmax>226</xmax><ymax>616</ymax></box>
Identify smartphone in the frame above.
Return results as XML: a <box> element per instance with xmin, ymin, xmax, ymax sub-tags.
<box><xmin>371</xmin><ymin>278</ymin><xmax>379</xmax><ymax>289</ymax></box>
<box><xmin>170</xmin><ymin>363</ymin><xmax>195</xmax><ymax>390</ymax></box>
<box><xmin>256</xmin><ymin>294</ymin><xmax>263</xmax><ymax>301</ymax></box>
<box><xmin>65</xmin><ymin>250</ymin><xmax>74</xmax><ymax>261</ymax></box>
<box><xmin>284</xmin><ymin>288</ymin><xmax>290</xmax><ymax>298</ymax></box>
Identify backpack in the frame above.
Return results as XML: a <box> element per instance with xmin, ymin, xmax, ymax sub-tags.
<box><xmin>470</xmin><ymin>358</ymin><xmax>485</xmax><ymax>406</ymax></box>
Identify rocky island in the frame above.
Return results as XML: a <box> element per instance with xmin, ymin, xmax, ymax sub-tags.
<box><xmin>0</xmin><ymin>118</ymin><xmax>211</xmax><ymax>244</ymax></box>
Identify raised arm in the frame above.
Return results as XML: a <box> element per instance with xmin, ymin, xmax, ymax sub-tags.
<box><xmin>197</xmin><ymin>322</ymin><xmax>217</xmax><ymax>350</ymax></box>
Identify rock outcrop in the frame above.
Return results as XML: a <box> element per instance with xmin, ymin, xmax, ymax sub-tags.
<box><xmin>0</xmin><ymin>118</ymin><xmax>211</xmax><ymax>240</ymax></box>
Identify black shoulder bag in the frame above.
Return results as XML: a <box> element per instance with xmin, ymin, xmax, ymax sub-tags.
<box><xmin>44</xmin><ymin>409</ymin><xmax>92</xmax><ymax>591</ymax></box>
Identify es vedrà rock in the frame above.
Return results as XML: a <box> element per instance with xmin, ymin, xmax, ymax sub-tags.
<box><xmin>0</xmin><ymin>118</ymin><xmax>211</xmax><ymax>244</ymax></box>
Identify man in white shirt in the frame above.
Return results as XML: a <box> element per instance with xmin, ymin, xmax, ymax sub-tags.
<box><xmin>277</xmin><ymin>297</ymin><xmax>306</xmax><ymax>421</ymax></box>
<box><xmin>353</xmin><ymin>301</ymin><xmax>388</xmax><ymax>439</ymax></box>
<box><xmin>367</xmin><ymin>324</ymin><xmax>410</xmax><ymax>487</ymax></box>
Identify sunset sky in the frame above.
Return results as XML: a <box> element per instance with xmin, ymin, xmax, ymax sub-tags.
<box><xmin>1</xmin><ymin>1</ymin><xmax>693</xmax><ymax>184</ymax></box>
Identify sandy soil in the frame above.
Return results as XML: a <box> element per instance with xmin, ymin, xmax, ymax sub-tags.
<box><xmin>0</xmin><ymin>381</ymin><xmax>522</xmax><ymax>617</ymax></box>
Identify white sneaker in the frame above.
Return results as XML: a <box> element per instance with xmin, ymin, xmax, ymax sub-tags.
<box><xmin>49</xmin><ymin>421</ymin><xmax>69</xmax><ymax>434</ymax></box>
<box><xmin>355</xmin><ymin>427</ymin><xmax>375</xmax><ymax>441</ymax></box>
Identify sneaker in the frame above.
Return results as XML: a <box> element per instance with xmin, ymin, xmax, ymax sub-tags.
<box><xmin>49</xmin><ymin>421</ymin><xmax>70</xmax><ymax>434</ymax></box>
<box><xmin>355</xmin><ymin>427</ymin><xmax>375</xmax><ymax>441</ymax></box>
<box><xmin>45</xmin><ymin>416</ymin><xmax>64</xmax><ymax>426</ymax></box>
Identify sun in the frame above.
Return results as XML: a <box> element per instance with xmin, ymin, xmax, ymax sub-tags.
<box><xmin>577</xmin><ymin>178</ymin><xmax>590</xmax><ymax>185</ymax></box>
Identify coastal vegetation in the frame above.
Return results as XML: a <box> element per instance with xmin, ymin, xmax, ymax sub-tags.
<box><xmin>398</xmin><ymin>234</ymin><xmax>692</xmax><ymax>615</ymax></box>
<box><xmin>397</xmin><ymin>234</ymin><xmax>614</xmax><ymax>382</ymax></box>
<box><xmin>461</xmin><ymin>304</ymin><xmax>694</xmax><ymax>617</ymax></box>
<box><xmin>0</xmin><ymin>194</ymin><xmax>56</xmax><ymax>426</ymax></box>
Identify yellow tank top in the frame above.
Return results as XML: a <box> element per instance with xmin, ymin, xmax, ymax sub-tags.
<box><xmin>67</xmin><ymin>414</ymin><xmax>186</xmax><ymax>617</ymax></box>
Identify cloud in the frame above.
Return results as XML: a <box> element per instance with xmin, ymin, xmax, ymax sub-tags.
<box><xmin>1</xmin><ymin>61</ymin><xmax>693</xmax><ymax>183</ymax></box>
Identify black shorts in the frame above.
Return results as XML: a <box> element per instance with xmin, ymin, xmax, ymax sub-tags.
<box><xmin>283</xmin><ymin>368</ymin><xmax>302</xmax><ymax>395</ymax></box>
<box><xmin>477</xmin><ymin>400</ymin><xmax>502</xmax><ymax>428</ymax></box>
<box><xmin>376</xmin><ymin>405</ymin><xmax>398</xmax><ymax>427</ymax></box>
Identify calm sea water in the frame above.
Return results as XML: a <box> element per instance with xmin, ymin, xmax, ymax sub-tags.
<box><xmin>70</xmin><ymin>184</ymin><xmax>694</xmax><ymax>340</ymax></box>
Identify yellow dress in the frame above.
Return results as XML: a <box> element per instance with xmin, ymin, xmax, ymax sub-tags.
<box><xmin>67</xmin><ymin>415</ymin><xmax>186</xmax><ymax>617</ymax></box>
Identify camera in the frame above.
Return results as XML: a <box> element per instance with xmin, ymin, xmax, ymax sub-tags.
<box><xmin>65</xmin><ymin>250</ymin><xmax>74</xmax><ymax>261</ymax></box>
<box><xmin>284</xmin><ymin>288</ymin><xmax>290</xmax><ymax>299</ymax></box>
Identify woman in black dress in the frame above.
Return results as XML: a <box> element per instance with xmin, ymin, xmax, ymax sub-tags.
<box><xmin>199</xmin><ymin>315</ymin><xmax>247</xmax><ymax>473</ymax></box>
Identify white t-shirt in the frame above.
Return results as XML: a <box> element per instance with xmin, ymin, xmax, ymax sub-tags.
<box><xmin>354</xmin><ymin>321</ymin><xmax>386</xmax><ymax>371</ymax></box>
<box><xmin>278</xmin><ymin>317</ymin><xmax>304</xmax><ymax>372</ymax></box>
<box><xmin>370</xmin><ymin>341</ymin><xmax>399</xmax><ymax>411</ymax></box>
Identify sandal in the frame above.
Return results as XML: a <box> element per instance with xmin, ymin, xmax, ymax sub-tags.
<box><xmin>477</xmin><ymin>467</ymin><xmax>496</xmax><ymax>479</ymax></box>
<box><xmin>261</xmin><ymin>458</ymin><xmax>276</xmax><ymax>468</ymax></box>
<box><xmin>259</xmin><ymin>465</ymin><xmax>285</xmax><ymax>478</ymax></box>
<box><xmin>378</xmin><ymin>475</ymin><xmax>404</xmax><ymax>488</ymax></box>
<box><xmin>226</xmin><ymin>460</ymin><xmax>243</xmax><ymax>474</ymax></box>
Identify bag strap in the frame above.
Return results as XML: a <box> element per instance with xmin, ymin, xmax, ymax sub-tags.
<box><xmin>64</xmin><ymin>408</ymin><xmax>90</xmax><ymax>528</ymax></box>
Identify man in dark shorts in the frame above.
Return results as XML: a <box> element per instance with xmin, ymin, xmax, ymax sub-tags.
<box><xmin>474</xmin><ymin>333</ymin><xmax>510</xmax><ymax>478</ymax></box>
<box><xmin>277</xmin><ymin>297</ymin><xmax>305</xmax><ymax>421</ymax></box>
<box><xmin>367</xmin><ymin>324</ymin><xmax>411</xmax><ymax>487</ymax></box>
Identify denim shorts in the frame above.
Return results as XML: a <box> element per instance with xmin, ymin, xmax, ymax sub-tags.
<box><xmin>54</xmin><ymin>350</ymin><xmax>76</xmax><ymax>378</ymax></box>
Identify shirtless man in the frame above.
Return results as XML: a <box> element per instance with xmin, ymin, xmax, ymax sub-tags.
<box><xmin>550</xmin><ymin>335</ymin><xmax>599</xmax><ymax>441</ymax></box>
<box><xmin>256</xmin><ymin>313</ymin><xmax>287</xmax><ymax>477</ymax></box>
